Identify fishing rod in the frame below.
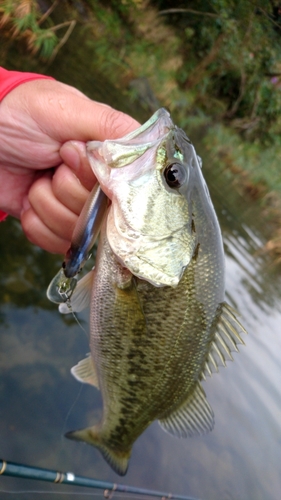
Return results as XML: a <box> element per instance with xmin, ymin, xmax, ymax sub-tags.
<box><xmin>0</xmin><ymin>458</ymin><xmax>200</xmax><ymax>500</ymax></box>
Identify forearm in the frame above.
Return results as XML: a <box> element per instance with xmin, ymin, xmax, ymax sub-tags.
<box><xmin>0</xmin><ymin>67</ymin><xmax>53</xmax><ymax>101</ymax></box>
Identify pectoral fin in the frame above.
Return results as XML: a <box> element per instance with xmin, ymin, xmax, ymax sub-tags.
<box><xmin>71</xmin><ymin>354</ymin><xmax>99</xmax><ymax>388</ymax></box>
<box><xmin>158</xmin><ymin>383</ymin><xmax>214</xmax><ymax>438</ymax></box>
<box><xmin>203</xmin><ymin>302</ymin><xmax>247</xmax><ymax>378</ymax></box>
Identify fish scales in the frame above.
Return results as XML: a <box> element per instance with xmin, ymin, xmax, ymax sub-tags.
<box><xmin>57</xmin><ymin>109</ymin><xmax>246</xmax><ymax>476</ymax></box>
<box><xmin>89</xmin><ymin>226</ymin><xmax>217</xmax><ymax>452</ymax></box>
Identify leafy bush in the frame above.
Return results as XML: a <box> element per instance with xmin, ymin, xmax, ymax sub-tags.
<box><xmin>152</xmin><ymin>0</ymin><xmax>281</xmax><ymax>142</ymax></box>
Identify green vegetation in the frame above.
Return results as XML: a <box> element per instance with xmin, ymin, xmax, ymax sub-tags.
<box><xmin>0</xmin><ymin>0</ymin><xmax>75</xmax><ymax>60</ymax></box>
<box><xmin>1</xmin><ymin>0</ymin><xmax>281</xmax><ymax>258</ymax></box>
<box><xmin>156</xmin><ymin>1</ymin><xmax>281</xmax><ymax>139</ymax></box>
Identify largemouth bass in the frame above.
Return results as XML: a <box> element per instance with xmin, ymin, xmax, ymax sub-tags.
<box><xmin>50</xmin><ymin>109</ymin><xmax>246</xmax><ymax>476</ymax></box>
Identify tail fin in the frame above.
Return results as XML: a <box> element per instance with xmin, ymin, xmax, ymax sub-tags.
<box><xmin>65</xmin><ymin>426</ymin><xmax>131</xmax><ymax>476</ymax></box>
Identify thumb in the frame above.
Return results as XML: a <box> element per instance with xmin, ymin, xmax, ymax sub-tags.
<box><xmin>31</xmin><ymin>80</ymin><xmax>140</xmax><ymax>143</ymax></box>
<box><xmin>62</xmin><ymin>99</ymin><xmax>140</xmax><ymax>141</ymax></box>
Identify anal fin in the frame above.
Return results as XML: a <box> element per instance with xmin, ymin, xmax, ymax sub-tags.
<box><xmin>158</xmin><ymin>383</ymin><xmax>214</xmax><ymax>438</ymax></box>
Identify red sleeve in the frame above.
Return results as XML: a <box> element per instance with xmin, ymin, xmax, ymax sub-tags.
<box><xmin>0</xmin><ymin>67</ymin><xmax>54</xmax><ymax>101</ymax></box>
<box><xmin>0</xmin><ymin>68</ymin><xmax>55</xmax><ymax>221</ymax></box>
<box><xmin>0</xmin><ymin>210</ymin><xmax>8</xmax><ymax>222</ymax></box>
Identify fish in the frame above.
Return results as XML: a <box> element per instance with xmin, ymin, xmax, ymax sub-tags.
<box><xmin>52</xmin><ymin>108</ymin><xmax>246</xmax><ymax>476</ymax></box>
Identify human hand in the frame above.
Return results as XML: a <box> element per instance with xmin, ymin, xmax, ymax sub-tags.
<box><xmin>0</xmin><ymin>78</ymin><xmax>139</xmax><ymax>253</ymax></box>
<box><xmin>22</xmin><ymin>141</ymin><xmax>97</xmax><ymax>254</ymax></box>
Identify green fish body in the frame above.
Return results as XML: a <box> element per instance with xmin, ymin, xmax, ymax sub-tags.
<box><xmin>63</xmin><ymin>109</ymin><xmax>246</xmax><ymax>475</ymax></box>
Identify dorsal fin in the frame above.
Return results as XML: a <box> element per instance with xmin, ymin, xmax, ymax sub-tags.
<box><xmin>158</xmin><ymin>383</ymin><xmax>214</xmax><ymax>437</ymax></box>
<box><xmin>203</xmin><ymin>302</ymin><xmax>247</xmax><ymax>378</ymax></box>
<box><xmin>71</xmin><ymin>354</ymin><xmax>99</xmax><ymax>389</ymax></box>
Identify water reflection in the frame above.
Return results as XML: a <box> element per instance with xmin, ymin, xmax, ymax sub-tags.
<box><xmin>1</xmin><ymin>153</ymin><xmax>281</xmax><ymax>499</ymax></box>
<box><xmin>203</xmin><ymin>153</ymin><xmax>281</xmax><ymax>312</ymax></box>
<box><xmin>0</xmin><ymin>219</ymin><xmax>61</xmax><ymax>314</ymax></box>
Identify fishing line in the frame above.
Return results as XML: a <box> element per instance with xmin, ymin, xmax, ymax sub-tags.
<box><xmin>60</xmin><ymin>382</ymin><xmax>84</xmax><ymax>444</ymax></box>
<box><xmin>61</xmin><ymin>293</ymin><xmax>89</xmax><ymax>339</ymax></box>
<box><xmin>71</xmin><ymin>309</ymin><xmax>89</xmax><ymax>338</ymax></box>
<box><xmin>58</xmin><ymin>285</ymin><xmax>91</xmax><ymax>442</ymax></box>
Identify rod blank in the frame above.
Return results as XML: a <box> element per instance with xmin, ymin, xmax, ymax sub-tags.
<box><xmin>0</xmin><ymin>459</ymin><xmax>199</xmax><ymax>500</ymax></box>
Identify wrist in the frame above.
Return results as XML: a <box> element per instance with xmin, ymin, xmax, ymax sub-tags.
<box><xmin>0</xmin><ymin>67</ymin><xmax>54</xmax><ymax>102</ymax></box>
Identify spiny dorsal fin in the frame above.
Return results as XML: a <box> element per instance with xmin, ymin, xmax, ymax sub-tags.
<box><xmin>158</xmin><ymin>383</ymin><xmax>214</xmax><ymax>438</ymax></box>
<box><xmin>59</xmin><ymin>269</ymin><xmax>94</xmax><ymax>314</ymax></box>
<box><xmin>71</xmin><ymin>354</ymin><xmax>99</xmax><ymax>389</ymax></box>
<box><xmin>203</xmin><ymin>302</ymin><xmax>247</xmax><ymax>377</ymax></box>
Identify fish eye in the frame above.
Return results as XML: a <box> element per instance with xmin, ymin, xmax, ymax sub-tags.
<box><xmin>164</xmin><ymin>163</ymin><xmax>187</xmax><ymax>188</ymax></box>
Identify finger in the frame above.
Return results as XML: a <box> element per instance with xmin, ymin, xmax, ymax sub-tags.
<box><xmin>56</xmin><ymin>99</ymin><xmax>140</xmax><ymax>141</ymax></box>
<box><xmin>60</xmin><ymin>141</ymin><xmax>96</xmax><ymax>191</ymax></box>
<box><xmin>52</xmin><ymin>163</ymin><xmax>91</xmax><ymax>215</ymax></box>
<box><xmin>27</xmin><ymin>174</ymin><xmax>78</xmax><ymax>241</ymax></box>
<box><xmin>21</xmin><ymin>207</ymin><xmax>70</xmax><ymax>254</ymax></box>
<box><xmin>0</xmin><ymin>165</ymin><xmax>36</xmax><ymax>218</ymax></box>
<box><xmin>28</xmin><ymin>80</ymin><xmax>140</xmax><ymax>142</ymax></box>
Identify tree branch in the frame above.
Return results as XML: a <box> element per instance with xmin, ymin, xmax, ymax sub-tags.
<box><xmin>158</xmin><ymin>8</ymin><xmax>218</xmax><ymax>18</ymax></box>
<box><xmin>185</xmin><ymin>32</ymin><xmax>225</xmax><ymax>89</ymax></box>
